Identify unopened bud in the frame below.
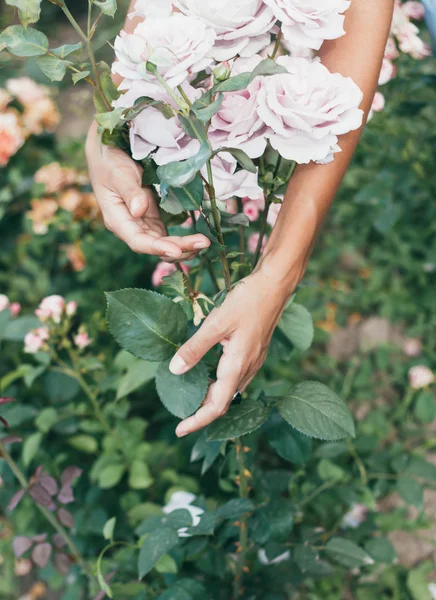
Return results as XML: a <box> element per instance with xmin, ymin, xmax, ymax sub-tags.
<box><xmin>213</xmin><ymin>61</ymin><xmax>232</xmax><ymax>83</ymax></box>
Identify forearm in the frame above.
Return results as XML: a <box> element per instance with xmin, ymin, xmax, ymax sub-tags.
<box><xmin>257</xmin><ymin>0</ymin><xmax>395</xmax><ymax>290</ymax></box>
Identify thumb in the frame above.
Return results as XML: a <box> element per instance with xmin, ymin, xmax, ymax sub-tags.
<box><xmin>114</xmin><ymin>171</ymin><xmax>151</xmax><ymax>218</ymax></box>
<box><xmin>170</xmin><ymin>319</ymin><xmax>225</xmax><ymax>375</ymax></box>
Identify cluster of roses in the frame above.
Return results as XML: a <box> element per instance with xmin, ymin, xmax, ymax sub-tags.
<box><xmin>114</xmin><ymin>1</ymin><xmax>369</xmax><ymax>285</ymax></box>
<box><xmin>372</xmin><ymin>0</ymin><xmax>430</xmax><ymax>116</ymax></box>
<box><xmin>22</xmin><ymin>295</ymin><xmax>92</xmax><ymax>354</ymax></box>
<box><xmin>0</xmin><ymin>294</ymin><xmax>21</xmax><ymax>317</ymax></box>
<box><xmin>0</xmin><ymin>77</ymin><xmax>60</xmax><ymax>167</ymax></box>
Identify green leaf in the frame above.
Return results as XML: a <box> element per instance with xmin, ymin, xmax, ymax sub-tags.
<box><xmin>185</xmin><ymin>511</ymin><xmax>216</xmax><ymax>536</ymax></box>
<box><xmin>214</xmin><ymin>147</ymin><xmax>257</xmax><ymax>174</ymax></box>
<box><xmin>5</xmin><ymin>0</ymin><xmax>42</xmax><ymax>27</ymax></box>
<box><xmin>364</xmin><ymin>538</ymin><xmax>396</xmax><ymax>563</ymax></box>
<box><xmin>95</xmin><ymin>108</ymin><xmax>125</xmax><ymax>134</ymax></box>
<box><xmin>116</xmin><ymin>357</ymin><xmax>157</xmax><ymax>400</ymax></box>
<box><xmin>414</xmin><ymin>390</ymin><xmax>436</xmax><ymax>423</ymax></box>
<box><xmin>191</xmin><ymin>91</ymin><xmax>224</xmax><ymax>122</ymax></box>
<box><xmin>157</xmin><ymin>142</ymin><xmax>212</xmax><ymax>188</ymax></box>
<box><xmin>178</xmin><ymin>115</ymin><xmax>207</xmax><ymax>141</ymax></box>
<box><xmin>72</xmin><ymin>70</ymin><xmax>90</xmax><ymax>84</ymax></box>
<box><xmin>2</xmin><ymin>315</ymin><xmax>40</xmax><ymax>341</ymax></box>
<box><xmin>155</xmin><ymin>359</ymin><xmax>209</xmax><ymax>419</ymax></box>
<box><xmin>207</xmin><ymin>400</ymin><xmax>271</xmax><ymax>442</ymax></box>
<box><xmin>103</xmin><ymin>517</ymin><xmax>116</xmax><ymax>541</ymax></box>
<box><xmin>138</xmin><ymin>528</ymin><xmax>180</xmax><ymax>579</ymax></box>
<box><xmin>100</xmin><ymin>72</ymin><xmax>120</xmax><ymax>104</ymax></box>
<box><xmin>0</xmin><ymin>25</ymin><xmax>48</xmax><ymax>56</ymax></box>
<box><xmin>155</xmin><ymin>554</ymin><xmax>178</xmax><ymax>574</ymax></box>
<box><xmin>97</xmin><ymin>463</ymin><xmax>125</xmax><ymax>489</ymax></box>
<box><xmin>37</xmin><ymin>55</ymin><xmax>72</xmax><ymax>81</ymax></box>
<box><xmin>407</xmin><ymin>562</ymin><xmax>433</xmax><ymax>600</ymax></box>
<box><xmin>92</xmin><ymin>0</ymin><xmax>117</xmax><ymax>17</ymax></box>
<box><xmin>267</xmin><ymin>421</ymin><xmax>312</xmax><ymax>466</ymax></box>
<box><xmin>214</xmin><ymin>73</ymin><xmax>251</xmax><ymax>93</ymax></box>
<box><xmin>128</xmin><ymin>460</ymin><xmax>154</xmax><ymax>490</ymax></box>
<box><xmin>161</xmin><ymin>176</ymin><xmax>204</xmax><ymax>212</ymax></box>
<box><xmin>106</xmin><ymin>289</ymin><xmax>188</xmax><ymax>362</ymax></box>
<box><xmin>35</xmin><ymin>407</ymin><xmax>58</xmax><ymax>433</ymax></box>
<box><xmin>44</xmin><ymin>371</ymin><xmax>80</xmax><ymax>403</ymax></box>
<box><xmin>68</xmin><ymin>435</ymin><xmax>98</xmax><ymax>454</ymax></box>
<box><xmin>276</xmin><ymin>381</ymin><xmax>355</xmax><ymax>441</ymax></box>
<box><xmin>217</xmin><ymin>499</ymin><xmax>255</xmax><ymax>521</ymax></box>
<box><xmin>278</xmin><ymin>302</ymin><xmax>314</xmax><ymax>353</ymax></box>
<box><xmin>249</xmin><ymin>58</ymin><xmax>288</xmax><ymax>82</ymax></box>
<box><xmin>123</xmin><ymin>96</ymin><xmax>173</xmax><ymax>121</ymax></box>
<box><xmin>397</xmin><ymin>477</ymin><xmax>424</xmax><ymax>508</ymax></box>
<box><xmin>317</xmin><ymin>459</ymin><xmax>345</xmax><ymax>481</ymax></box>
<box><xmin>22</xmin><ymin>431</ymin><xmax>42</xmax><ymax>467</ymax></box>
<box><xmin>294</xmin><ymin>544</ymin><xmax>320</xmax><ymax>574</ymax></box>
<box><xmin>325</xmin><ymin>537</ymin><xmax>374</xmax><ymax>568</ymax></box>
<box><xmin>51</xmin><ymin>42</ymin><xmax>83</xmax><ymax>58</ymax></box>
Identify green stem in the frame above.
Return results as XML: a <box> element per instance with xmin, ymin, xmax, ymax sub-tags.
<box><xmin>87</xmin><ymin>0</ymin><xmax>92</xmax><ymax>38</ymax></box>
<box><xmin>0</xmin><ymin>440</ymin><xmax>92</xmax><ymax>579</ymax></box>
<box><xmin>394</xmin><ymin>387</ymin><xmax>416</xmax><ymax>421</ymax></box>
<box><xmin>177</xmin><ymin>84</ymin><xmax>192</xmax><ymax>108</ymax></box>
<box><xmin>271</xmin><ymin>30</ymin><xmax>283</xmax><ymax>61</ymax></box>
<box><xmin>252</xmin><ymin>197</ymin><xmax>270</xmax><ymax>269</ymax></box>
<box><xmin>206</xmin><ymin>161</ymin><xmax>232</xmax><ymax>290</ymax></box>
<box><xmin>59</xmin><ymin>2</ymin><xmax>88</xmax><ymax>43</ymax></box>
<box><xmin>299</xmin><ymin>479</ymin><xmax>338</xmax><ymax>508</ymax></box>
<box><xmin>233</xmin><ymin>440</ymin><xmax>250</xmax><ymax>599</ymax></box>
<box><xmin>236</xmin><ymin>198</ymin><xmax>246</xmax><ymax>270</ymax></box>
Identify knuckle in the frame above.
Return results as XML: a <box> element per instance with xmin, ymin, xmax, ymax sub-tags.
<box><xmin>181</xmin><ymin>343</ymin><xmax>201</xmax><ymax>364</ymax></box>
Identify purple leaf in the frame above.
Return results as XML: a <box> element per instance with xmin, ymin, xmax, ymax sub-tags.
<box><xmin>52</xmin><ymin>533</ymin><xmax>66</xmax><ymax>549</ymax></box>
<box><xmin>32</xmin><ymin>542</ymin><xmax>52</xmax><ymax>568</ymax></box>
<box><xmin>61</xmin><ymin>466</ymin><xmax>82</xmax><ymax>486</ymax></box>
<box><xmin>57</xmin><ymin>484</ymin><xmax>74</xmax><ymax>505</ymax></box>
<box><xmin>0</xmin><ymin>436</ymin><xmax>22</xmax><ymax>445</ymax></box>
<box><xmin>40</xmin><ymin>475</ymin><xmax>58</xmax><ymax>496</ymax></box>
<box><xmin>30</xmin><ymin>465</ymin><xmax>44</xmax><ymax>484</ymax></box>
<box><xmin>8</xmin><ymin>489</ymin><xmax>26</xmax><ymax>511</ymax></box>
<box><xmin>32</xmin><ymin>533</ymin><xmax>48</xmax><ymax>544</ymax></box>
<box><xmin>57</xmin><ymin>508</ymin><xmax>74</xmax><ymax>528</ymax></box>
<box><xmin>12</xmin><ymin>536</ymin><xmax>32</xmax><ymax>558</ymax></box>
<box><xmin>54</xmin><ymin>552</ymin><xmax>71</xmax><ymax>575</ymax></box>
<box><xmin>29</xmin><ymin>484</ymin><xmax>52</xmax><ymax>507</ymax></box>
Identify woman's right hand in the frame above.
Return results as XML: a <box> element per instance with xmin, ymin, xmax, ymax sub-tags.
<box><xmin>85</xmin><ymin>122</ymin><xmax>211</xmax><ymax>261</ymax></box>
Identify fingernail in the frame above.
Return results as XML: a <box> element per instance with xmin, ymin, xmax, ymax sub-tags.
<box><xmin>130</xmin><ymin>197</ymin><xmax>143</xmax><ymax>216</ymax></box>
<box><xmin>194</xmin><ymin>241</ymin><xmax>208</xmax><ymax>249</ymax></box>
<box><xmin>176</xmin><ymin>427</ymin><xmax>188</xmax><ymax>438</ymax></box>
<box><xmin>165</xmin><ymin>252</ymin><xmax>178</xmax><ymax>259</ymax></box>
<box><xmin>169</xmin><ymin>354</ymin><xmax>189</xmax><ymax>375</ymax></box>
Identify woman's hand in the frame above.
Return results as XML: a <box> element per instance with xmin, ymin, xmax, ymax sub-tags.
<box><xmin>169</xmin><ymin>269</ymin><xmax>297</xmax><ymax>437</ymax></box>
<box><xmin>85</xmin><ymin>123</ymin><xmax>211</xmax><ymax>261</ymax></box>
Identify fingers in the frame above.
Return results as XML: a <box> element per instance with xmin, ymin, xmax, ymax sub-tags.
<box><xmin>112</xmin><ymin>172</ymin><xmax>152</xmax><ymax>219</ymax></box>
<box><xmin>175</xmin><ymin>348</ymin><xmax>243</xmax><ymax>437</ymax></box>
<box><xmin>169</xmin><ymin>316</ymin><xmax>228</xmax><ymax>375</ymax></box>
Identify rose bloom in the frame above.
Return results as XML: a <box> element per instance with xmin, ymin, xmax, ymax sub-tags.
<box><xmin>152</xmin><ymin>261</ymin><xmax>189</xmax><ymax>287</ymax></box>
<box><xmin>175</xmin><ymin>0</ymin><xmax>276</xmax><ymax>61</ymax></box>
<box><xmin>0</xmin><ymin>112</ymin><xmax>26</xmax><ymax>167</ymax></box>
<box><xmin>0</xmin><ymin>89</ymin><xmax>12</xmax><ymax>111</ymax></box>
<box><xmin>0</xmin><ymin>294</ymin><xmax>9</xmax><ymax>312</ymax></box>
<box><xmin>391</xmin><ymin>1</ymin><xmax>431</xmax><ymax>59</ymax></box>
<box><xmin>402</xmin><ymin>337</ymin><xmax>422</xmax><ymax>358</ymax></box>
<box><xmin>74</xmin><ymin>331</ymin><xmax>92</xmax><ymax>350</ymax></box>
<box><xmin>369</xmin><ymin>91</ymin><xmax>386</xmax><ymax>118</ymax></box>
<box><xmin>384</xmin><ymin>37</ymin><xmax>399</xmax><ymax>60</ymax></box>
<box><xmin>258</xmin><ymin>56</ymin><xmax>363</xmax><ymax>164</ymax></box>
<box><xmin>9</xmin><ymin>303</ymin><xmax>21</xmax><ymax>317</ymax></box>
<box><xmin>378</xmin><ymin>58</ymin><xmax>397</xmax><ymax>85</ymax></box>
<box><xmin>34</xmin><ymin>162</ymin><xmax>84</xmax><ymax>195</ymax></box>
<box><xmin>342</xmin><ymin>503</ymin><xmax>368</xmax><ymax>529</ymax></box>
<box><xmin>264</xmin><ymin>0</ymin><xmax>350</xmax><ymax>50</ymax></box>
<box><xmin>402</xmin><ymin>1</ymin><xmax>425</xmax><ymax>20</ymax></box>
<box><xmin>24</xmin><ymin>327</ymin><xmax>49</xmax><ymax>354</ymax></box>
<box><xmin>35</xmin><ymin>295</ymin><xmax>65</xmax><ymax>323</ymax></box>
<box><xmin>64</xmin><ymin>243</ymin><xmax>87</xmax><ymax>272</ymax></box>
<box><xmin>113</xmin><ymin>14</ymin><xmax>216</xmax><ymax>88</ymax></box>
<box><xmin>243</xmin><ymin>201</ymin><xmax>261</xmax><ymax>222</ymax></box>
<box><xmin>204</xmin><ymin>154</ymin><xmax>263</xmax><ymax>201</ymax></box>
<box><xmin>66</xmin><ymin>301</ymin><xmax>78</xmax><ymax>316</ymax></box>
<box><xmin>132</xmin><ymin>0</ymin><xmax>172</xmax><ymax>18</ymax></box>
<box><xmin>22</xmin><ymin>97</ymin><xmax>60</xmax><ymax>135</ymax></box>
<box><xmin>26</xmin><ymin>198</ymin><xmax>58</xmax><ymax>235</ymax></box>
<box><xmin>248</xmin><ymin>232</ymin><xmax>268</xmax><ymax>255</ymax></box>
<box><xmin>267</xmin><ymin>201</ymin><xmax>282</xmax><ymax>227</ymax></box>
<box><xmin>408</xmin><ymin>365</ymin><xmax>434</xmax><ymax>390</ymax></box>
<box><xmin>6</xmin><ymin>77</ymin><xmax>48</xmax><ymax>105</ymax></box>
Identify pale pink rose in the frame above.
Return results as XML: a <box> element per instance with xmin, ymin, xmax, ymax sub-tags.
<box><xmin>267</xmin><ymin>201</ymin><xmax>282</xmax><ymax>227</ymax></box>
<box><xmin>6</xmin><ymin>77</ymin><xmax>48</xmax><ymax>106</ymax></box>
<box><xmin>0</xmin><ymin>89</ymin><xmax>12</xmax><ymax>111</ymax></box>
<box><xmin>24</xmin><ymin>328</ymin><xmax>49</xmax><ymax>354</ymax></box>
<box><xmin>371</xmin><ymin>91</ymin><xmax>386</xmax><ymax>113</ymax></box>
<box><xmin>243</xmin><ymin>194</ymin><xmax>265</xmax><ymax>209</ymax></box>
<box><xmin>243</xmin><ymin>201</ymin><xmax>260</xmax><ymax>222</ymax></box>
<box><xmin>113</xmin><ymin>14</ymin><xmax>216</xmax><ymax>88</ymax></box>
<box><xmin>264</xmin><ymin>0</ymin><xmax>350</xmax><ymax>50</ymax></box>
<box><xmin>209</xmin><ymin>78</ymin><xmax>268</xmax><ymax>159</ymax></box>
<box><xmin>402</xmin><ymin>1</ymin><xmax>425</xmax><ymax>20</ymax></box>
<box><xmin>175</xmin><ymin>0</ymin><xmax>276</xmax><ymax>61</ymax></box>
<box><xmin>22</xmin><ymin>97</ymin><xmax>60</xmax><ymax>135</ymax></box>
<box><xmin>204</xmin><ymin>154</ymin><xmax>263</xmax><ymax>201</ymax></box>
<box><xmin>258</xmin><ymin>56</ymin><xmax>363</xmax><ymax>164</ymax></box>
<box><xmin>66</xmin><ymin>301</ymin><xmax>78</xmax><ymax>317</ymax></box>
<box><xmin>378</xmin><ymin>58</ymin><xmax>397</xmax><ymax>85</ymax></box>
<box><xmin>9</xmin><ymin>303</ymin><xmax>21</xmax><ymax>317</ymax></box>
<box><xmin>151</xmin><ymin>261</ymin><xmax>191</xmax><ymax>287</ymax></box>
<box><xmin>0</xmin><ymin>295</ymin><xmax>9</xmax><ymax>312</ymax></box>
<box><xmin>248</xmin><ymin>232</ymin><xmax>268</xmax><ymax>255</ymax></box>
<box><xmin>131</xmin><ymin>0</ymin><xmax>173</xmax><ymax>18</ymax></box>
<box><xmin>342</xmin><ymin>504</ymin><xmax>368</xmax><ymax>529</ymax></box>
<box><xmin>384</xmin><ymin>37</ymin><xmax>399</xmax><ymax>60</ymax></box>
<box><xmin>74</xmin><ymin>331</ymin><xmax>92</xmax><ymax>350</ymax></box>
<box><xmin>402</xmin><ymin>338</ymin><xmax>422</xmax><ymax>358</ymax></box>
<box><xmin>391</xmin><ymin>2</ymin><xmax>431</xmax><ymax>60</ymax></box>
<box><xmin>35</xmin><ymin>295</ymin><xmax>65</xmax><ymax>323</ymax></box>
<box><xmin>408</xmin><ymin>365</ymin><xmax>434</xmax><ymax>390</ymax></box>
<box><xmin>0</xmin><ymin>112</ymin><xmax>26</xmax><ymax>167</ymax></box>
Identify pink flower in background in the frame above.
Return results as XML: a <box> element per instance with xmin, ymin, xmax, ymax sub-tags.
<box><xmin>402</xmin><ymin>1</ymin><xmax>425</xmax><ymax>20</ymax></box>
<box><xmin>384</xmin><ymin>37</ymin><xmax>399</xmax><ymax>60</ymax></box>
<box><xmin>391</xmin><ymin>1</ymin><xmax>431</xmax><ymax>60</ymax></box>
<box><xmin>258</xmin><ymin>56</ymin><xmax>363</xmax><ymax>164</ymax></box>
<box><xmin>368</xmin><ymin>91</ymin><xmax>386</xmax><ymax>120</ymax></box>
<box><xmin>0</xmin><ymin>295</ymin><xmax>9</xmax><ymax>312</ymax></box>
<box><xmin>65</xmin><ymin>301</ymin><xmax>78</xmax><ymax>317</ymax></box>
<box><xmin>379</xmin><ymin>58</ymin><xmax>397</xmax><ymax>85</ymax></box>
<box><xmin>0</xmin><ymin>112</ymin><xmax>26</xmax><ymax>167</ymax></box>
<box><xmin>24</xmin><ymin>328</ymin><xmax>49</xmax><ymax>354</ymax></box>
<box><xmin>175</xmin><ymin>0</ymin><xmax>276</xmax><ymax>61</ymax></box>
<box><xmin>408</xmin><ymin>365</ymin><xmax>434</xmax><ymax>390</ymax></box>
<box><xmin>113</xmin><ymin>14</ymin><xmax>216</xmax><ymax>87</ymax></box>
<box><xmin>205</xmin><ymin>154</ymin><xmax>263</xmax><ymax>201</ymax></box>
<box><xmin>74</xmin><ymin>331</ymin><xmax>92</xmax><ymax>350</ymax></box>
<box><xmin>9</xmin><ymin>303</ymin><xmax>21</xmax><ymax>317</ymax></box>
<box><xmin>248</xmin><ymin>232</ymin><xmax>268</xmax><ymax>255</ymax></box>
<box><xmin>35</xmin><ymin>295</ymin><xmax>65</xmax><ymax>323</ymax></box>
<box><xmin>264</xmin><ymin>0</ymin><xmax>350</xmax><ymax>50</ymax></box>
<box><xmin>243</xmin><ymin>201</ymin><xmax>261</xmax><ymax>222</ymax></box>
<box><xmin>342</xmin><ymin>504</ymin><xmax>368</xmax><ymax>529</ymax></box>
<box><xmin>267</xmin><ymin>201</ymin><xmax>282</xmax><ymax>227</ymax></box>
<box><xmin>5</xmin><ymin>77</ymin><xmax>48</xmax><ymax>105</ymax></box>
<box><xmin>402</xmin><ymin>338</ymin><xmax>422</xmax><ymax>358</ymax></box>
<box><xmin>0</xmin><ymin>89</ymin><xmax>11</xmax><ymax>111</ymax></box>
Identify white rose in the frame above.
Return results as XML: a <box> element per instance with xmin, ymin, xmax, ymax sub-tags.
<box><xmin>113</xmin><ymin>14</ymin><xmax>216</xmax><ymax>88</ymax></box>
<box><xmin>204</xmin><ymin>154</ymin><xmax>263</xmax><ymax>201</ymax></box>
<box><xmin>175</xmin><ymin>0</ymin><xmax>276</xmax><ymax>61</ymax></box>
<box><xmin>258</xmin><ymin>56</ymin><xmax>363</xmax><ymax>164</ymax></box>
<box><xmin>264</xmin><ymin>0</ymin><xmax>350</xmax><ymax>50</ymax></box>
<box><xmin>408</xmin><ymin>365</ymin><xmax>434</xmax><ymax>390</ymax></box>
<box><xmin>131</xmin><ymin>0</ymin><xmax>173</xmax><ymax>18</ymax></box>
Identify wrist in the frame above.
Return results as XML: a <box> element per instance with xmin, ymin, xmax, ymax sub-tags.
<box><xmin>252</xmin><ymin>253</ymin><xmax>304</xmax><ymax>301</ymax></box>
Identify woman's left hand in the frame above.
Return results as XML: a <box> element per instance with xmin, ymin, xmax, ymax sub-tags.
<box><xmin>169</xmin><ymin>270</ymin><xmax>296</xmax><ymax>437</ymax></box>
